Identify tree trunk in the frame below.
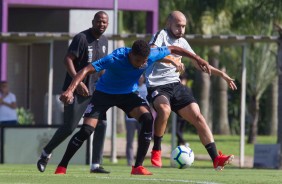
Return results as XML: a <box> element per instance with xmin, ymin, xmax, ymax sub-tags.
<box><xmin>195</xmin><ymin>71</ymin><xmax>211</xmax><ymax>129</ymax></box>
<box><xmin>247</xmin><ymin>96</ymin><xmax>259</xmax><ymax>144</ymax></box>
<box><xmin>209</xmin><ymin>48</ymin><xmax>218</xmax><ymax>133</ymax></box>
<box><xmin>209</xmin><ymin>46</ymin><xmax>230</xmax><ymax>134</ymax></box>
<box><xmin>216</xmin><ymin>67</ymin><xmax>230</xmax><ymax>134</ymax></box>
<box><xmin>269</xmin><ymin>76</ymin><xmax>278</xmax><ymax>135</ymax></box>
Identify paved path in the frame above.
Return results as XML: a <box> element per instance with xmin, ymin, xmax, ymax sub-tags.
<box><xmin>103</xmin><ymin>137</ymin><xmax>253</xmax><ymax>168</ymax></box>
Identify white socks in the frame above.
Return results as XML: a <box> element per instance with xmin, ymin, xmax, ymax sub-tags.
<box><xmin>91</xmin><ymin>163</ymin><xmax>100</xmax><ymax>170</ymax></box>
<box><xmin>42</xmin><ymin>150</ymin><xmax>52</xmax><ymax>158</ymax></box>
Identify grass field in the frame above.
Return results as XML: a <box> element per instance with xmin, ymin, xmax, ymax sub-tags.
<box><xmin>1</xmin><ymin>158</ymin><xmax>282</xmax><ymax>184</ymax></box>
<box><xmin>1</xmin><ymin>135</ymin><xmax>280</xmax><ymax>184</ymax></box>
<box><xmin>160</xmin><ymin>134</ymin><xmax>277</xmax><ymax>156</ymax></box>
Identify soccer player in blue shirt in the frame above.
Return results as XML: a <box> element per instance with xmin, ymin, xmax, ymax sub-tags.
<box><xmin>56</xmin><ymin>39</ymin><xmax>211</xmax><ymax>175</ymax></box>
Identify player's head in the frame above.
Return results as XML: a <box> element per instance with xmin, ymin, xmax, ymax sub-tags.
<box><xmin>166</xmin><ymin>11</ymin><xmax>187</xmax><ymax>39</ymax></box>
<box><xmin>129</xmin><ymin>40</ymin><xmax>150</xmax><ymax>69</ymax></box>
<box><xmin>0</xmin><ymin>80</ymin><xmax>8</xmax><ymax>93</ymax></box>
<box><xmin>92</xmin><ymin>11</ymin><xmax>109</xmax><ymax>36</ymax></box>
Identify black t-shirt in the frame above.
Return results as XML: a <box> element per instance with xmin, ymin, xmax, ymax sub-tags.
<box><xmin>62</xmin><ymin>28</ymin><xmax>108</xmax><ymax>91</ymax></box>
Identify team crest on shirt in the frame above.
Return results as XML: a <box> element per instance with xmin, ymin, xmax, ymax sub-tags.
<box><xmin>102</xmin><ymin>46</ymin><xmax>106</xmax><ymax>54</ymax></box>
<box><xmin>85</xmin><ymin>104</ymin><xmax>94</xmax><ymax>114</ymax></box>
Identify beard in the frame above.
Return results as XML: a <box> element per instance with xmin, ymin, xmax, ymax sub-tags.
<box><xmin>167</xmin><ymin>28</ymin><xmax>182</xmax><ymax>39</ymax></box>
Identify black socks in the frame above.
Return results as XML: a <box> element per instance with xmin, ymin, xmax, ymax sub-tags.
<box><xmin>134</xmin><ymin>113</ymin><xmax>153</xmax><ymax>167</ymax></box>
<box><xmin>58</xmin><ymin>124</ymin><xmax>95</xmax><ymax>168</ymax></box>
<box><xmin>205</xmin><ymin>142</ymin><xmax>218</xmax><ymax>161</ymax></box>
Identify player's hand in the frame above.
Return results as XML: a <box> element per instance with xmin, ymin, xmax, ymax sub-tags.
<box><xmin>222</xmin><ymin>73</ymin><xmax>237</xmax><ymax>90</ymax></box>
<box><xmin>76</xmin><ymin>82</ymin><xmax>90</xmax><ymax>97</ymax></box>
<box><xmin>196</xmin><ymin>57</ymin><xmax>211</xmax><ymax>75</ymax></box>
<box><xmin>59</xmin><ymin>90</ymin><xmax>74</xmax><ymax>105</ymax></box>
<box><xmin>163</xmin><ymin>55</ymin><xmax>185</xmax><ymax>74</ymax></box>
<box><xmin>175</xmin><ymin>63</ymin><xmax>185</xmax><ymax>74</ymax></box>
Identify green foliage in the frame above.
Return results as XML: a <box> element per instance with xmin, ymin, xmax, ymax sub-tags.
<box><xmin>119</xmin><ymin>0</ymin><xmax>282</xmax><ymax>136</ymax></box>
<box><xmin>246</xmin><ymin>43</ymin><xmax>277</xmax><ymax>100</ymax></box>
<box><xmin>16</xmin><ymin>107</ymin><xmax>34</xmax><ymax>125</ymax></box>
<box><xmin>120</xmin><ymin>11</ymin><xmax>146</xmax><ymax>33</ymax></box>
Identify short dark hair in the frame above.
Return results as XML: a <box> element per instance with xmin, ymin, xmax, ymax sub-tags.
<box><xmin>94</xmin><ymin>11</ymin><xmax>108</xmax><ymax>20</ymax></box>
<box><xmin>131</xmin><ymin>40</ymin><xmax>150</xmax><ymax>57</ymax></box>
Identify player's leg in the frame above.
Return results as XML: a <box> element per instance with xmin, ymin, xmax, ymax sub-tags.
<box><xmin>55</xmin><ymin>117</ymin><xmax>98</xmax><ymax>174</ymax></box>
<box><xmin>55</xmin><ymin>90</ymin><xmax>112</xmax><ymax>174</ymax></box>
<box><xmin>125</xmin><ymin>118</ymin><xmax>137</xmax><ymax>166</ymax></box>
<box><xmin>128</xmin><ymin>105</ymin><xmax>153</xmax><ymax>175</ymax></box>
<box><xmin>151</xmin><ymin>95</ymin><xmax>171</xmax><ymax>167</ymax></box>
<box><xmin>37</xmin><ymin>94</ymin><xmax>90</xmax><ymax>172</ymax></box>
<box><xmin>176</xmin><ymin>118</ymin><xmax>186</xmax><ymax>146</ymax></box>
<box><xmin>90</xmin><ymin>118</ymin><xmax>110</xmax><ymax>173</ymax></box>
<box><xmin>178</xmin><ymin>103</ymin><xmax>234</xmax><ymax>171</ymax></box>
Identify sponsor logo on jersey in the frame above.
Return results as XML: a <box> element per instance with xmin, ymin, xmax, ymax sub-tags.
<box><xmin>102</xmin><ymin>45</ymin><xmax>106</xmax><ymax>54</ymax></box>
<box><xmin>88</xmin><ymin>46</ymin><xmax>93</xmax><ymax>63</ymax></box>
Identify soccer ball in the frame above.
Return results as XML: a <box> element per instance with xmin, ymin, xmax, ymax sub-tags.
<box><xmin>171</xmin><ymin>145</ymin><xmax>194</xmax><ymax>169</ymax></box>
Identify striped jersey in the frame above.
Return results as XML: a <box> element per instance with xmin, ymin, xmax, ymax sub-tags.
<box><xmin>145</xmin><ymin>29</ymin><xmax>195</xmax><ymax>87</ymax></box>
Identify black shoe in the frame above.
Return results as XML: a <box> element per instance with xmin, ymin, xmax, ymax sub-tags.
<box><xmin>90</xmin><ymin>166</ymin><xmax>110</xmax><ymax>174</ymax></box>
<box><xmin>37</xmin><ymin>155</ymin><xmax>50</xmax><ymax>172</ymax></box>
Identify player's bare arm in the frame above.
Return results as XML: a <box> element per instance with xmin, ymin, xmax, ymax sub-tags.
<box><xmin>150</xmin><ymin>44</ymin><xmax>185</xmax><ymax>73</ymax></box>
<box><xmin>210</xmin><ymin>66</ymin><xmax>237</xmax><ymax>90</ymax></box>
<box><xmin>60</xmin><ymin>64</ymin><xmax>96</xmax><ymax>104</ymax></box>
<box><xmin>64</xmin><ymin>53</ymin><xmax>90</xmax><ymax>96</ymax></box>
<box><xmin>190</xmin><ymin>60</ymin><xmax>237</xmax><ymax>90</ymax></box>
<box><xmin>168</xmin><ymin>45</ymin><xmax>211</xmax><ymax>75</ymax></box>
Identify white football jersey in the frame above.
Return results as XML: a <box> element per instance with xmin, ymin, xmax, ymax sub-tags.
<box><xmin>145</xmin><ymin>29</ymin><xmax>195</xmax><ymax>87</ymax></box>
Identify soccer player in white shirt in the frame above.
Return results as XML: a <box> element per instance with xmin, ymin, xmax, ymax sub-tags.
<box><xmin>146</xmin><ymin>11</ymin><xmax>237</xmax><ymax>171</ymax></box>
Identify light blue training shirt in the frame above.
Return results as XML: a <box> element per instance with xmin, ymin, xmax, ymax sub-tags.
<box><xmin>92</xmin><ymin>46</ymin><xmax>170</xmax><ymax>94</ymax></box>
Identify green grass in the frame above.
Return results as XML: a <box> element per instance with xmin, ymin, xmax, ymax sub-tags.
<box><xmin>1</xmin><ymin>135</ymin><xmax>278</xmax><ymax>183</ymax></box>
<box><xmin>160</xmin><ymin>134</ymin><xmax>277</xmax><ymax>157</ymax></box>
<box><xmin>1</xmin><ymin>158</ymin><xmax>282</xmax><ymax>184</ymax></box>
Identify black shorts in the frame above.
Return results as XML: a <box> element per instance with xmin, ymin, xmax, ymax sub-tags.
<box><xmin>147</xmin><ymin>82</ymin><xmax>197</xmax><ymax>112</ymax></box>
<box><xmin>84</xmin><ymin>90</ymin><xmax>148</xmax><ymax>119</ymax></box>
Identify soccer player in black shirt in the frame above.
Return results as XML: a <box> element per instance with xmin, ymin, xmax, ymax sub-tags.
<box><xmin>37</xmin><ymin>11</ymin><xmax>110</xmax><ymax>174</ymax></box>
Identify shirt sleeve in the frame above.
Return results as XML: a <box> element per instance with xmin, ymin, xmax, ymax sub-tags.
<box><xmin>182</xmin><ymin>38</ymin><xmax>196</xmax><ymax>54</ymax></box>
<box><xmin>148</xmin><ymin>46</ymin><xmax>171</xmax><ymax>64</ymax></box>
<box><xmin>149</xmin><ymin>30</ymin><xmax>164</xmax><ymax>47</ymax></box>
<box><xmin>91</xmin><ymin>54</ymin><xmax>114</xmax><ymax>72</ymax></box>
<box><xmin>67</xmin><ymin>34</ymin><xmax>86</xmax><ymax>58</ymax></box>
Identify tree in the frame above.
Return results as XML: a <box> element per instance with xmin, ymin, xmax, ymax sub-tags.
<box><xmin>230</xmin><ymin>0</ymin><xmax>282</xmax><ymax>143</ymax></box>
<box><xmin>246</xmin><ymin>43</ymin><xmax>277</xmax><ymax>143</ymax></box>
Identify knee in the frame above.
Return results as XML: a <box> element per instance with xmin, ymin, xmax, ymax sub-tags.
<box><xmin>79</xmin><ymin>124</ymin><xmax>95</xmax><ymax>140</ymax></box>
<box><xmin>195</xmin><ymin>113</ymin><xmax>205</xmax><ymax>124</ymax></box>
<box><xmin>139</xmin><ymin>113</ymin><xmax>153</xmax><ymax>132</ymax></box>
<box><xmin>139</xmin><ymin>113</ymin><xmax>153</xmax><ymax>124</ymax></box>
<box><xmin>192</xmin><ymin>113</ymin><xmax>209</xmax><ymax>130</ymax></box>
<box><xmin>155</xmin><ymin>104</ymin><xmax>171</xmax><ymax>119</ymax></box>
